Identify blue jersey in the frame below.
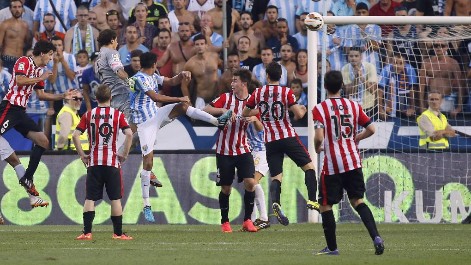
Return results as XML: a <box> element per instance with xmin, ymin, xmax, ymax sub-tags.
<box><xmin>81</xmin><ymin>66</ymin><xmax>100</xmax><ymax>102</ymax></box>
<box><xmin>246</xmin><ymin>123</ymin><xmax>265</xmax><ymax>152</ymax></box>
<box><xmin>129</xmin><ymin>71</ymin><xmax>164</xmax><ymax>124</ymax></box>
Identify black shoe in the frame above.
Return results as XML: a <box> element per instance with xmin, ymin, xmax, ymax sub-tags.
<box><xmin>374</xmin><ymin>236</ymin><xmax>385</xmax><ymax>255</ymax></box>
<box><xmin>150</xmin><ymin>172</ymin><xmax>163</xmax><ymax>187</ymax></box>
<box><xmin>19</xmin><ymin>177</ymin><xmax>39</xmax><ymax>196</ymax></box>
<box><xmin>255</xmin><ymin>220</ymin><xmax>270</xmax><ymax>230</ymax></box>
<box><xmin>272</xmin><ymin>203</ymin><xmax>289</xmax><ymax>226</ymax></box>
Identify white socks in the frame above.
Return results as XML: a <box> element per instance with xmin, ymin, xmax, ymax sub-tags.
<box><xmin>140</xmin><ymin>170</ymin><xmax>151</xmax><ymax>207</ymax></box>
<box><xmin>14</xmin><ymin>164</ymin><xmax>25</xmax><ymax>180</ymax></box>
<box><xmin>254</xmin><ymin>184</ymin><xmax>268</xmax><ymax>221</ymax></box>
<box><xmin>186</xmin><ymin>106</ymin><xmax>218</xmax><ymax>126</ymax></box>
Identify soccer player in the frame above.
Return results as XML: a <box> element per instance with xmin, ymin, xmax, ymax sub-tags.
<box><xmin>94</xmin><ymin>29</ymin><xmax>162</xmax><ymax>188</ymax></box>
<box><xmin>312</xmin><ymin>70</ymin><xmax>384</xmax><ymax>255</ymax></box>
<box><xmin>73</xmin><ymin>84</ymin><xmax>133</xmax><ymax>240</ymax></box>
<box><xmin>130</xmin><ymin>52</ymin><xmax>232</xmax><ymax>222</ymax></box>
<box><xmin>0</xmin><ymin>40</ymin><xmax>75</xmax><ymax>207</ymax></box>
<box><xmin>204</xmin><ymin>69</ymin><xmax>258</xmax><ymax>233</ymax></box>
<box><xmin>242</xmin><ymin>62</ymin><xmax>319</xmax><ymax>226</ymax></box>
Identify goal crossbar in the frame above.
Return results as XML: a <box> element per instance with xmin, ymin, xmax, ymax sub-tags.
<box><xmin>323</xmin><ymin>16</ymin><xmax>471</xmax><ymax>25</ymax></box>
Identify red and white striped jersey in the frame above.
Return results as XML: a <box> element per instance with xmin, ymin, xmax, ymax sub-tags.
<box><xmin>4</xmin><ymin>56</ymin><xmax>45</xmax><ymax>108</ymax></box>
<box><xmin>76</xmin><ymin>106</ymin><xmax>130</xmax><ymax>168</ymax></box>
<box><xmin>246</xmin><ymin>85</ymin><xmax>297</xmax><ymax>143</ymax></box>
<box><xmin>312</xmin><ymin>97</ymin><xmax>371</xmax><ymax>175</ymax></box>
<box><xmin>211</xmin><ymin>92</ymin><xmax>251</xmax><ymax>156</ymax></box>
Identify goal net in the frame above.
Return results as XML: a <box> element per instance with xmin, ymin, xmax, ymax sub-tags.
<box><xmin>311</xmin><ymin>16</ymin><xmax>471</xmax><ymax>223</ymax></box>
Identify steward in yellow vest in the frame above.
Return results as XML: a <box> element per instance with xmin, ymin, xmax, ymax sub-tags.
<box><xmin>417</xmin><ymin>92</ymin><xmax>456</xmax><ymax>150</ymax></box>
<box><xmin>55</xmin><ymin>94</ymin><xmax>89</xmax><ymax>150</ymax></box>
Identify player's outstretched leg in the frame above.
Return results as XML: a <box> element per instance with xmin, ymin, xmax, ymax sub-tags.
<box><xmin>140</xmin><ymin>170</ymin><xmax>155</xmax><ymax>222</ymax></box>
<box><xmin>242</xmin><ymin>190</ymin><xmax>257</xmax><ymax>232</ymax></box>
<box><xmin>253</xmin><ymin>183</ymin><xmax>270</xmax><ymax>230</ymax></box>
<box><xmin>270</xmin><ymin>178</ymin><xmax>289</xmax><ymax>225</ymax></box>
<box><xmin>354</xmin><ymin>202</ymin><xmax>384</xmax><ymax>255</ymax></box>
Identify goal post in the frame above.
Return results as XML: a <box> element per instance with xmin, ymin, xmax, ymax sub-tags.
<box><xmin>307</xmin><ymin>15</ymin><xmax>471</xmax><ymax>223</ymax></box>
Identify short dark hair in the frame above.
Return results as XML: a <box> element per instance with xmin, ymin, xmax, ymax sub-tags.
<box><xmin>233</xmin><ymin>69</ymin><xmax>252</xmax><ymax>85</ymax></box>
<box><xmin>140</xmin><ymin>52</ymin><xmax>157</xmax><ymax>68</ymax></box>
<box><xmin>193</xmin><ymin>34</ymin><xmax>206</xmax><ymax>43</ymax></box>
<box><xmin>348</xmin><ymin>47</ymin><xmax>362</xmax><ymax>54</ymax></box>
<box><xmin>265</xmin><ymin>62</ymin><xmax>282</xmax><ymax>82</ymax></box>
<box><xmin>158</xmin><ymin>28</ymin><xmax>171</xmax><ymax>36</ymax></box>
<box><xmin>32</xmin><ymin>40</ymin><xmax>56</xmax><ymax>56</ymax></box>
<box><xmin>324</xmin><ymin>70</ymin><xmax>343</xmax><ymax>94</ymax></box>
<box><xmin>228</xmin><ymin>52</ymin><xmax>239</xmax><ymax>58</ymax></box>
<box><xmin>130</xmin><ymin>49</ymin><xmax>143</xmax><ymax>58</ymax></box>
<box><xmin>10</xmin><ymin>0</ymin><xmax>22</xmax><ymax>8</ymax></box>
<box><xmin>44</xmin><ymin>12</ymin><xmax>55</xmax><ymax>19</ymax></box>
<box><xmin>76</xmin><ymin>49</ymin><xmax>89</xmax><ymax>57</ymax></box>
<box><xmin>238</xmin><ymin>35</ymin><xmax>251</xmax><ymax>45</ymax></box>
<box><xmin>51</xmin><ymin>35</ymin><xmax>63</xmax><ymax>44</ymax></box>
<box><xmin>266</xmin><ymin>5</ymin><xmax>278</xmax><ymax>13</ymax></box>
<box><xmin>240</xmin><ymin>11</ymin><xmax>252</xmax><ymax>19</ymax></box>
<box><xmin>97</xmin><ymin>29</ymin><xmax>117</xmax><ymax>47</ymax></box>
<box><xmin>290</xmin><ymin>78</ymin><xmax>303</xmax><ymax>87</ymax></box>
<box><xmin>95</xmin><ymin>84</ymin><xmax>111</xmax><ymax>103</ymax></box>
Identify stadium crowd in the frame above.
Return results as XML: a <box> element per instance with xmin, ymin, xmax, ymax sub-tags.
<box><xmin>0</xmin><ymin>0</ymin><xmax>469</xmax><ymax>150</ymax></box>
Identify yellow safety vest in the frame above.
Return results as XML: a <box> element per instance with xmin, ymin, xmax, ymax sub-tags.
<box><xmin>55</xmin><ymin>105</ymin><xmax>89</xmax><ymax>151</ymax></box>
<box><xmin>417</xmin><ymin>109</ymin><xmax>449</xmax><ymax>149</ymax></box>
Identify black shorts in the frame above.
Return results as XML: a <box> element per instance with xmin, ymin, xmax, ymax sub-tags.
<box><xmin>318</xmin><ymin>168</ymin><xmax>366</xmax><ymax>206</ymax></box>
<box><xmin>216</xmin><ymin>152</ymin><xmax>254</xmax><ymax>186</ymax></box>
<box><xmin>0</xmin><ymin>100</ymin><xmax>41</xmax><ymax>137</ymax></box>
<box><xmin>266</xmin><ymin>137</ymin><xmax>312</xmax><ymax>177</ymax></box>
<box><xmin>86</xmin><ymin>165</ymin><xmax>123</xmax><ymax>201</ymax></box>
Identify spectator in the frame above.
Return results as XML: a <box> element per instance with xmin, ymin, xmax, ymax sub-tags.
<box><xmin>343</xmin><ymin>3</ymin><xmax>382</xmax><ymax>71</ymax></box>
<box><xmin>386</xmin><ymin>6</ymin><xmax>419</xmax><ymax>69</ymax></box>
<box><xmin>293</xmin><ymin>12</ymin><xmax>308</xmax><ymax>50</ymax></box>
<box><xmin>266</xmin><ymin>18</ymin><xmax>299</xmax><ymax>62</ymax></box>
<box><xmin>187</xmin><ymin>0</ymin><xmax>214</xmax><ymax>19</ymax></box>
<box><xmin>151</xmin><ymin>29</ymin><xmax>173</xmax><ymax>96</ymax></box>
<box><xmin>33</xmin><ymin>0</ymin><xmax>77</xmax><ymax>39</ymax></box>
<box><xmin>341</xmin><ymin>47</ymin><xmax>378</xmax><ymax>118</ymax></box>
<box><xmin>128</xmin><ymin>0</ymin><xmax>168</xmax><ymax>26</ymax></box>
<box><xmin>218</xmin><ymin>53</ymin><xmax>241</xmax><ymax>94</ymax></box>
<box><xmin>267</xmin><ymin>0</ymin><xmax>298</xmax><ymax>35</ymax></box>
<box><xmin>207</xmin><ymin>0</ymin><xmax>240</xmax><ymax>37</ymax></box>
<box><xmin>91</xmin><ymin>0</ymin><xmax>122</xmax><ymax>31</ymax></box>
<box><xmin>279</xmin><ymin>44</ymin><xmax>296</xmax><ymax>84</ymax></box>
<box><xmin>156</xmin><ymin>23</ymin><xmax>195</xmax><ymax>97</ymax></box>
<box><xmin>168</xmin><ymin>0</ymin><xmax>198</xmax><ymax>34</ymax></box>
<box><xmin>118</xmin><ymin>25</ymin><xmax>150</xmax><ymax>66</ymax></box>
<box><xmin>64</xmin><ymin>5</ymin><xmax>99</xmax><ymax>57</ymax></box>
<box><xmin>318</xmin><ymin>11</ymin><xmax>343</xmax><ymax>71</ymax></box>
<box><xmin>252</xmin><ymin>5</ymin><xmax>279</xmax><ymax>40</ymax></box>
<box><xmin>106</xmin><ymin>9</ymin><xmax>122</xmax><ymax>38</ymax></box>
<box><xmin>369</xmin><ymin>0</ymin><xmax>402</xmax><ymax>36</ymax></box>
<box><xmin>230</xmin><ymin>11</ymin><xmax>265</xmax><ymax>58</ymax></box>
<box><xmin>81</xmin><ymin>52</ymin><xmax>100</xmax><ymax>111</ymax></box>
<box><xmin>419</xmin><ymin>41</ymin><xmax>464</xmax><ymax>117</ymax></box>
<box><xmin>444</xmin><ymin>0</ymin><xmax>470</xmax><ymax>16</ymax></box>
<box><xmin>75</xmin><ymin>49</ymin><xmax>91</xmax><ymax>90</ymax></box>
<box><xmin>192</xmin><ymin>13</ymin><xmax>224</xmax><ymax>53</ymax></box>
<box><xmin>237</xmin><ymin>36</ymin><xmax>262</xmax><ymax>71</ymax></box>
<box><xmin>378</xmin><ymin>52</ymin><xmax>417</xmax><ymax>118</ymax></box>
<box><xmin>55</xmin><ymin>91</ymin><xmax>89</xmax><ymax>150</ymax></box>
<box><xmin>46</xmin><ymin>36</ymin><xmax>78</xmax><ymax>130</ymax></box>
<box><xmin>291</xmin><ymin>78</ymin><xmax>307</xmax><ymax>107</ymax></box>
<box><xmin>0</xmin><ymin>0</ymin><xmax>34</xmax><ymax>30</ymax></box>
<box><xmin>124</xmin><ymin>49</ymin><xmax>143</xmax><ymax>77</ymax></box>
<box><xmin>88</xmin><ymin>11</ymin><xmax>98</xmax><ymax>30</ymax></box>
<box><xmin>0</xmin><ymin>0</ymin><xmax>32</xmax><ymax>74</ymax></box>
<box><xmin>120</xmin><ymin>2</ymin><xmax>157</xmax><ymax>50</ymax></box>
<box><xmin>252</xmin><ymin>47</ymin><xmax>288</xmax><ymax>86</ymax></box>
<box><xmin>417</xmin><ymin>91</ymin><xmax>456</xmax><ymax>149</ymax></box>
<box><xmin>292</xmin><ymin>49</ymin><xmax>308</xmax><ymax>88</ymax></box>
<box><xmin>181</xmin><ymin>34</ymin><xmax>220</xmax><ymax>108</ymax></box>
<box><xmin>35</xmin><ymin>13</ymin><xmax>66</xmax><ymax>44</ymax></box>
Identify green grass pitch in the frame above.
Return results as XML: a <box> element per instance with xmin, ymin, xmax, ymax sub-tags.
<box><xmin>1</xmin><ymin>223</ymin><xmax>470</xmax><ymax>265</ymax></box>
